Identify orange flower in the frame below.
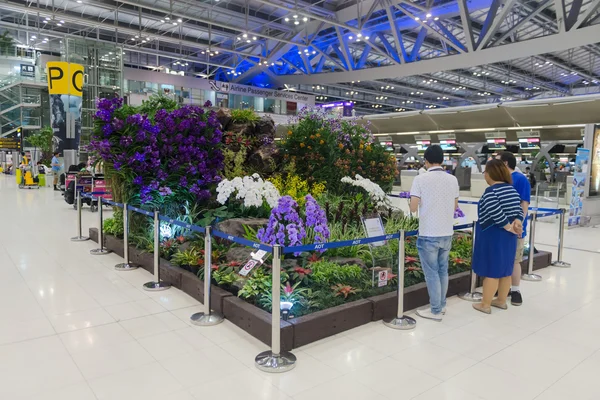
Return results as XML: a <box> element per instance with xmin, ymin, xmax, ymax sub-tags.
<box><xmin>300</xmin><ymin>143</ymin><xmax>305</xmax><ymax>148</ymax></box>
<box><xmin>287</xmin><ymin>130</ymin><xmax>292</xmax><ymax>136</ymax></box>
<box><xmin>338</xmin><ymin>143</ymin><xmax>344</xmax><ymax>149</ymax></box>
<box><xmin>319</xmin><ymin>140</ymin><xmax>324</xmax><ymax>145</ymax></box>
<box><xmin>308</xmin><ymin>146</ymin><xmax>312</xmax><ymax>149</ymax></box>
<box><xmin>316</xmin><ymin>133</ymin><xmax>321</xmax><ymax>138</ymax></box>
<box><xmin>310</xmin><ymin>135</ymin><xmax>315</xmax><ymax>139</ymax></box>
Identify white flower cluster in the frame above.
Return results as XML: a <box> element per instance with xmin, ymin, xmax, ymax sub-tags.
<box><xmin>217</xmin><ymin>173</ymin><xmax>281</xmax><ymax>208</ymax></box>
<box><xmin>341</xmin><ymin>174</ymin><xmax>390</xmax><ymax>207</ymax></box>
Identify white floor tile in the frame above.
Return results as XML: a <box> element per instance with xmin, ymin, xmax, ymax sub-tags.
<box><xmin>118</xmin><ymin>312</ymin><xmax>187</xmax><ymax>339</ymax></box>
<box><xmin>48</xmin><ymin>307</ymin><xmax>115</xmax><ymax>333</ymax></box>
<box><xmin>292</xmin><ymin>374</ymin><xmax>387</xmax><ymax>400</ymax></box>
<box><xmin>188</xmin><ymin>369</ymin><xmax>291</xmax><ymax>400</ymax></box>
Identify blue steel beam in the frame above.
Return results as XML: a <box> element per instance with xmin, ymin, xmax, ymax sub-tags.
<box><xmin>476</xmin><ymin>0</ymin><xmax>502</xmax><ymax>49</ymax></box>
<box><xmin>434</xmin><ymin>21</ymin><xmax>468</xmax><ymax>52</ymax></box>
<box><xmin>374</xmin><ymin>33</ymin><xmax>402</xmax><ymax>63</ymax></box>
<box><xmin>409</xmin><ymin>27</ymin><xmax>427</xmax><ymax>62</ymax></box>
<box><xmin>356</xmin><ymin>44</ymin><xmax>372</xmax><ymax>68</ymax></box>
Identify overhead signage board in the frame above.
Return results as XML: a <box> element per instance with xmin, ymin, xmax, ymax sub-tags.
<box><xmin>0</xmin><ymin>138</ymin><xmax>21</xmax><ymax>151</ymax></box>
<box><xmin>516</xmin><ymin>130</ymin><xmax>540</xmax><ymax>138</ymax></box>
<box><xmin>209</xmin><ymin>80</ymin><xmax>315</xmax><ymax>104</ymax></box>
<box><xmin>20</xmin><ymin>64</ymin><xmax>35</xmax><ymax>78</ymax></box>
<box><xmin>438</xmin><ymin>133</ymin><xmax>456</xmax><ymax>140</ymax></box>
<box><xmin>414</xmin><ymin>134</ymin><xmax>431</xmax><ymax>141</ymax></box>
<box><xmin>487</xmin><ymin>138</ymin><xmax>506</xmax><ymax>150</ymax></box>
<box><xmin>485</xmin><ymin>131</ymin><xmax>506</xmax><ymax>139</ymax></box>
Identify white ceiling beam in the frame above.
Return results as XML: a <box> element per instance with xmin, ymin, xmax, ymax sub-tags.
<box><xmin>277</xmin><ymin>23</ymin><xmax>600</xmax><ymax>85</ymax></box>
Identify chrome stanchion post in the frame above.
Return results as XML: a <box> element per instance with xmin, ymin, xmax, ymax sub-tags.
<box><xmin>384</xmin><ymin>230</ymin><xmax>417</xmax><ymax>330</ymax></box>
<box><xmin>143</xmin><ymin>210</ymin><xmax>171</xmax><ymax>291</ymax></box>
<box><xmin>552</xmin><ymin>208</ymin><xmax>571</xmax><ymax>268</ymax></box>
<box><xmin>115</xmin><ymin>203</ymin><xmax>139</xmax><ymax>271</ymax></box>
<box><xmin>71</xmin><ymin>189</ymin><xmax>89</xmax><ymax>242</ymax></box>
<box><xmin>459</xmin><ymin>222</ymin><xmax>483</xmax><ymax>301</ymax></box>
<box><xmin>255</xmin><ymin>245</ymin><xmax>296</xmax><ymax>373</ymax></box>
<box><xmin>191</xmin><ymin>226</ymin><xmax>223</xmax><ymax>326</ymax></box>
<box><xmin>90</xmin><ymin>196</ymin><xmax>111</xmax><ymax>255</ymax></box>
<box><xmin>522</xmin><ymin>212</ymin><xmax>542</xmax><ymax>281</ymax></box>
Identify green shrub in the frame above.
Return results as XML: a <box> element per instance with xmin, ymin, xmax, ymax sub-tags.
<box><xmin>310</xmin><ymin>261</ymin><xmax>366</xmax><ymax>288</ymax></box>
<box><xmin>230</xmin><ymin>108</ymin><xmax>260</xmax><ymax>124</ymax></box>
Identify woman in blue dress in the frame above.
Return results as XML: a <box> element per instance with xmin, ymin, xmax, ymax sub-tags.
<box><xmin>472</xmin><ymin>159</ymin><xmax>524</xmax><ymax>314</ymax></box>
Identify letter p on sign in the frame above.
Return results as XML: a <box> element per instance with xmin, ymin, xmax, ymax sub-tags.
<box><xmin>46</xmin><ymin>62</ymin><xmax>84</xmax><ymax>97</ymax></box>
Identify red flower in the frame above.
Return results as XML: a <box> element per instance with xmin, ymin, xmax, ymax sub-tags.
<box><xmin>176</xmin><ymin>236</ymin><xmax>185</xmax><ymax>244</ymax></box>
<box><xmin>453</xmin><ymin>258</ymin><xmax>467</xmax><ymax>264</ymax></box>
<box><xmin>211</xmin><ymin>264</ymin><xmax>219</xmax><ymax>270</ymax></box>
<box><xmin>405</xmin><ymin>256</ymin><xmax>419</xmax><ymax>264</ymax></box>
<box><xmin>228</xmin><ymin>261</ymin><xmax>241</xmax><ymax>267</ymax></box>
<box><xmin>283</xmin><ymin>282</ymin><xmax>293</xmax><ymax>296</ymax></box>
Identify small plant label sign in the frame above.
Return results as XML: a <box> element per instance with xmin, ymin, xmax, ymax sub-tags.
<box><xmin>239</xmin><ymin>259</ymin><xmax>260</xmax><ymax>277</ymax></box>
<box><xmin>378</xmin><ymin>270</ymin><xmax>388</xmax><ymax>287</ymax></box>
<box><xmin>251</xmin><ymin>249</ymin><xmax>268</xmax><ymax>263</ymax></box>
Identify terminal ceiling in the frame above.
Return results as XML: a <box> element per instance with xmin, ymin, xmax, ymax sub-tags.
<box><xmin>1</xmin><ymin>0</ymin><xmax>600</xmax><ymax>115</ymax></box>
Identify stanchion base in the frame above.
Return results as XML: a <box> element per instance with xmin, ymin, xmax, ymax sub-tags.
<box><xmin>522</xmin><ymin>273</ymin><xmax>542</xmax><ymax>282</ymax></box>
<box><xmin>143</xmin><ymin>281</ymin><xmax>171</xmax><ymax>291</ymax></box>
<box><xmin>115</xmin><ymin>262</ymin><xmax>139</xmax><ymax>271</ymax></box>
<box><xmin>255</xmin><ymin>350</ymin><xmax>297</xmax><ymax>373</ymax></box>
<box><xmin>190</xmin><ymin>311</ymin><xmax>224</xmax><ymax>326</ymax></box>
<box><xmin>458</xmin><ymin>291</ymin><xmax>483</xmax><ymax>302</ymax></box>
<box><xmin>70</xmin><ymin>236</ymin><xmax>90</xmax><ymax>242</ymax></box>
<box><xmin>90</xmin><ymin>248</ymin><xmax>111</xmax><ymax>255</ymax></box>
<box><xmin>551</xmin><ymin>260</ymin><xmax>572</xmax><ymax>268</ymax></box>
<box><xmin>383</xmin><ymin>315</ymin><xmax>417</xmax><ymax>330</ymax></box>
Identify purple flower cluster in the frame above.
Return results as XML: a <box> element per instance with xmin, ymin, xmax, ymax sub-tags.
<box><xmin>88</xmin><ymin>97</ymin><xmax>224</xmax><ymax>204</ymax></box>
<box><xmin>398</xmin><ymin>191</ymin><xmax>411</xmax><ymax>199</ymax></box>
<box><xmin>257</xmin><ymin>196</ymin><xmax>306</xmax><ymax>252</ymax></box>
<box><xmin>454</xmin><ymin>207</ymin><xmax>465</xmax><ymax>219</ymax></box>
<box><xmin>304</xmin><ymin>195</ymin><xmax>330</xmax><ymax>243</ymax></box>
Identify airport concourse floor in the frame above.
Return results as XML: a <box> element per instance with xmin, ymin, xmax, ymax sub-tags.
<box><xmin>2</xmin><ymin>174</ymin><xmax>600</xmax><ymax>400</ymax></box>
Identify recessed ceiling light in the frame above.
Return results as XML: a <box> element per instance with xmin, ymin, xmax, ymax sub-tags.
<box><xmin>285</xmin><ymin>17</ymin><xmax>289</xmax><ymax>22</ymax></box>
<box><xmin>57</xmin><ymin>23</ymin><xmax>62</xmax><ymax>26</ymax></box>
<box><xmin>177</xmin><ymin>18</ymin><xmax>182</xmax><ymax>22</ymax></box>
<box><xmin>302</xmin><ymin>17</ymin><xmax>308</xmax><ymax>22</ymax></box>
<box><xmin>60</xmin><ymin>20</ymin><xmax>65</xmax><ymax>23</ymax></box>
<box><xmin>77</xmin><ymin>0</ymin><xmax>82</xmax><ymax>3</ymax></box>
<box><xmin>165</xmin><ymin>16</ymin><xmax>170</xmax><ymax>20</ymax></box>
<box><xmin>294</xmin><ymin>20</ymin><xmax>299</xmax><ymax>25</ymax></box>
<box><xmin>426</xmin><ymin>13</ymin><xmax>432</xmax><ymax>18</ymax></box>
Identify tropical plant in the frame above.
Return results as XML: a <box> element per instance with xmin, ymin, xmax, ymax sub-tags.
<box><xmin>26</xmin><ymin>127</ymin><xmax>54</xmax><ymax>164</ymax></box>
<box><xmin>230</xmin><ymin>108</ymin><xmax>260</xmax><ymax>125</ymax></box>
<box><xmin>331</xmin><ymin>284</ymin><xmax>361</xmax><ymax>298</ymax></box>
<box><xmin>310</xmin><ymin>261</ymin><xmax>366</xmax><ymax>288</ymax></box>
<box><xmin>171</xmin><ymin>248</ymin><xmax>204</xmax><ymax>268</ymax></box>
<box><xmin>212</xmin><ymin>266</ymin><xmax>239</xmax><ymax>286</ymax></box>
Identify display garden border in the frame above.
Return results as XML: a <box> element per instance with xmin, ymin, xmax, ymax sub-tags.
<box><xmin>90</xmin><ymin>228</ymin><xmax>552</xmax><ymax>350</ymax></box>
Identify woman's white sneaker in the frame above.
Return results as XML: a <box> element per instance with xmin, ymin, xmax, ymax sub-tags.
<box><xmin>416</xmin><ymin>308</ymin><xmax>443</xmax><ymax>321</ymax></box>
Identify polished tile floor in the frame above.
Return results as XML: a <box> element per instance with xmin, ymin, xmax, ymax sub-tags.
<box><xmin>1</xmin><ymin>175</ymin><xmax>599</xmax><ymax>399</ymax></box>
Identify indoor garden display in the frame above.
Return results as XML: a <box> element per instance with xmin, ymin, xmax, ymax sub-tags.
<box><xmin>93</xmin><ymin>95</ymin><xmax>474</xmax><ymax>319</ymax></box>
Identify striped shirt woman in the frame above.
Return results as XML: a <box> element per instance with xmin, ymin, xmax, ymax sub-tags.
<box><xmin>472</xmin><ymin>159</ymin><xmax>524</xmax><ymax>314</ymax></box>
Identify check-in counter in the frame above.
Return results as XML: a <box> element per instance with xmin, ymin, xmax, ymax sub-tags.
<box><xmin>400</xmin><ymin>170</ymin><xmax>418</xmax><ymax>191</ymax></box>
<box><xmin>471</xmin><ymin>173</ymin><xmax>487</xmax><ymax>198</ymax></box>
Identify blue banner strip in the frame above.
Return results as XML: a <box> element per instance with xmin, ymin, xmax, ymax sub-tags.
<box><xmin>89</xmin><ymin>191</ymin><xmax>108</xmax><ymax>196</ymax></box>
<box><xmin>211</xmin><ymin>229</ymin><xmax>273</xmax><ymax>252</ymax></box>
<box><xmin>158</xmin><ymin>215</ymin><xmax>206</xmax><ymax>234</ymax></box>
<box><xmin>128</xmin><ymin>206</ymin><xmax>154</xmax><ymax>217</ymax></box>
<box><xmin>458</xmin><ymin>200</ymin><xmax>480</xmax><ymax>205</ymax></box>
<box><xmin>103</xmin><ymin>199</ymin><xmax>124</xmax><ymax>208</ymax></box>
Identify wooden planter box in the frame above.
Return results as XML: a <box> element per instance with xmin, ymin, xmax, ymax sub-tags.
<box><xmin>90</xmin><ymin>228</ymin><xmax>553</xmax><ymax>350</ymax></box>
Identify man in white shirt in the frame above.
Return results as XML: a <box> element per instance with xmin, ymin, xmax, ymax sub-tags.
<box><xmin>410</xmin><ymin>145</ymin><xmax>460</xmax><ymax>321</ymax></box>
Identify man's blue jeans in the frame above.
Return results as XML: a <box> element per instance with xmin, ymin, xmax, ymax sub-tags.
<box><xmin>416</xmin><ymin>235</ymin><xmax>452</xmax><ymax>315</ymax></box>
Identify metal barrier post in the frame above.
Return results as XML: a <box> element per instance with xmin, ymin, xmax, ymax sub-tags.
<box><xmin>255</xmin><ymin>244</ymin><xmax>296</xmax><ymax>373</ymax></box>
<box><xmin>522</xmin><ymin>212</ymin><xmax>542</xmax><ymax>281</ymax></box>
<box><xmin>551</xmin><ymin>208</ymin><xmax>571</xmax><ymax>268</ymax></box>
<box><xmin>383</xmin><ymin>230</ymin><xmax>416</xmax><ymax>330</ymax></box>
<box><xmin>90</xmin><ymin>196</ymin><xmax>111</xmax><ymax>255</ymax></box>
<box><xmin>191</xmin><ymin>226</ymin><xmax>224</xmax><ymax>326</ymax></box>
<box><xmin>143</xmin><ymin>210</ymin><xmax>171</xmax><ymax>291</ymax></box>
<box><xmin>71</xmin><ymin>189</ymin><xmax>89</xmax><ymax>242</ymax></box>
<box><xmin>459</xmin><ymin>222</ymin><xmax>483</xmax><ymax>302</ymax></box>
<box><xmin>115</xmin><ymin>203</ymin><xmax>139</xmax><ymax>271</ymax></box>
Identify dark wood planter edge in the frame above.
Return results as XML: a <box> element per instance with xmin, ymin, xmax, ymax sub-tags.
<box><xmin>89</xmin><ymin>228</ymin><xmax>553</xmax><ymax>350</ymax></box>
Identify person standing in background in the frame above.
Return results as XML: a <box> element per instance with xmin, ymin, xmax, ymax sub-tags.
<box><xmin>472</xmin><ymin>159</ymin><xmax>524</xmax><ymax>314</ymax></box>
<box><xmin>410</xmin><ymin>145</ymin><xmax>460</xmax><ymax>321</ymax></box>
<box><xmin>51</xmin><ymin>152</ymin><xmax>61</xmax><ymax>191</ymax></box>
<box><xmin>525</xmin><ymin>167</ymin><xmax>536</xmax><ymax>190</ymax></box>
<box><xmin>498</xmin><ymin>152</ymin><xmax>531</xmax><ymax>306</ymax></box>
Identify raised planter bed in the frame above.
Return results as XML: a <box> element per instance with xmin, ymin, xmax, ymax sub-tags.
<box><xmin>90</xmin><ymin>228</ymin><xmax>553</xmax><ymax>350</ymax></box>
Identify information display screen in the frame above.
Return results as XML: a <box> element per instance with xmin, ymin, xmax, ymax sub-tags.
<box><xmin>416</xmin><ymin>140</ymin><xmax>430</xmax><ymax>152</ymax></box>
<box><xmin>519</xmin><ymin>138</ymin><xmax>541</xmax><ymax>150</ymax></box>
<box><xmin>381</xmin><ymin>141</ymin><xmax>394</xmax><ymax>152</ymax></box>
<box><xmin>439</xmin><ymin>140</ymin><xmax>457</xmax><ymax>152</ymax></box>
<box><xmin>487</xmin><ymin>138</ymin><xmax>506</xmax><ymax>150</ymax></box>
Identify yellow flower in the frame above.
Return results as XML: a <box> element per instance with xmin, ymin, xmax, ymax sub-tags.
<box><xmin>359</xmin><ymin>144</ymin><xmax>364</xmax><ymax>150</ymax></box>
<box><xmin>338</xmin><ymin>143</ymin><xmax>344</xmax><ymax>149</ymax></box>
<box><xmin>300</xmin><ymin>143</ymin><xmax>305</xmax><ymax>148</ymax></box>
<box><xmin>308</xmin><ymin>146</ymin><xmax>312</xmax><ymax>149</ymax></box>
<box><xmin>319</xmin><ymin>140</ymin><xmax>324</xmax><ymax>145</ymax></box>
<box><xmin>316</xmin><ymin>133</ymin><xmax>321</xmax><ymax>138</ymax></box>
<box><xmin>310</xmin><ymin>135</ymin><xmax>315</xmax><ymax>139</ymax></box>
<box><xmin>366</xmin><ymin>145</ymin><xmax>372</xmax><ymax>152</ymax></box>
<box><xmin>287</xmin><ymin>130</ymin><xmax>292</xmax><ymax>136</ymax></box>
